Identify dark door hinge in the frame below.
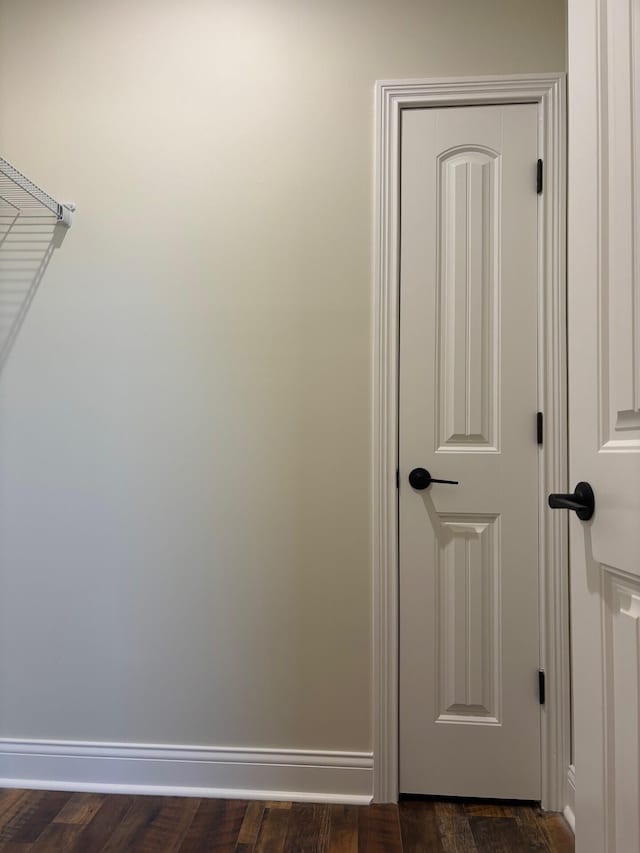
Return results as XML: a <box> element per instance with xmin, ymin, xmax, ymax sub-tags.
<box><xmin>396</xmin><ymin>469</ymin><xmax>400</xmax><ymax>489</ymax></box>
<box><xmin>538</xmin><ymin>670</ymin><xmax>546</xmax><ymax>705</ymax></box>
<box><xmin>537</xmin><ymin>411</ymin><xmax>543</xmax><ymax>445</ymax></box>
<box><xmin>537</xmin><ymin>159</ymin><xmax>543</xmax><ymax>194</ymax></box>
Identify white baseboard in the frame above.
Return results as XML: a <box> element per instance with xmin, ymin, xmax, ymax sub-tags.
<box><xmin>563</xmin><ymin>764</ymin><xmax>575</xmax><ymax>832</ymax></box>
<box><xmin>0</xmin><ymin>739</ymin><xmax>373</xmax><ymax>805</ymax></box>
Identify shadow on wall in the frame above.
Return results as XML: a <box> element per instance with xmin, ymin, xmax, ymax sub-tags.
<box><xmin>0</xmin><ymin>213</ymin><xmax>67</xmax><ymax>372</ymax></box>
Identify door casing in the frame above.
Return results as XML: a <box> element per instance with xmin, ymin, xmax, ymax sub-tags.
<box><xmin>372</xmin><ymin>73</ymin><xmax>569</xmax><ymax>811</ymax></box>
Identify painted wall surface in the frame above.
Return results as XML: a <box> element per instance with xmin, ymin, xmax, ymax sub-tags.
<box><xmin>0</xmin><ymin>1</ymin><xmax>565</xmax><ymax>751</ymax></box>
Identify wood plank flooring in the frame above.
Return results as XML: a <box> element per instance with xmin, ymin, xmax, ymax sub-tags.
<box><xmin>0</xmin><ymin>789</ymin><xmax>574</xmax><ymax>852</ymax></box>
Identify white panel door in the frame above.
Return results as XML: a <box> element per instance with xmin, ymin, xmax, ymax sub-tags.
<box><xmin>399</xmin><ymin>104</ymin><xmax>541</xmax><ymax>799</ymax></box>
<box><xmin>568</xmin><ymin>0</ymin><xmax>640</xmax><ymax>849</ymax></box>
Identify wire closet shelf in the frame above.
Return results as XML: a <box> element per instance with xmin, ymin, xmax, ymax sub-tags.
<box><xmin>0</xmin><ymin>156</ymin><xmax>74</xmax><ymax>227</ymax></box>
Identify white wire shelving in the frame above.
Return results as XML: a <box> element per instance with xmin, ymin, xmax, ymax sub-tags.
<box><xmin>0</xmin><ymin>155</ymin><xmax>74</xmax><ymax>227</ymax></box>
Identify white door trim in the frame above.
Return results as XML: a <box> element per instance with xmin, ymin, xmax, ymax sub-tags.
<box><xmin>372</xmin><ymin>73</ymin><xmax>568</xmax><ymax>810</ymax></box>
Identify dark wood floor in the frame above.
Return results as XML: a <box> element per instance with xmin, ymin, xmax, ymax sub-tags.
<box><xmin>0</xmin><ymin>789</ymin><xmax>574</xmax><ymax>852</ymax></box>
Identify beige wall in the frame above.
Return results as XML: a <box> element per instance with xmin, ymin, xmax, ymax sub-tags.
<box><xmin>0</xmin><ymin>0</ymin><xmax>565</xmax><ymax>751</ymax></box>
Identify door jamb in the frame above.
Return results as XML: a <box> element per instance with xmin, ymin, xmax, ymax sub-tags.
<box><xmin>372</xmin><ymin>73</ymin><xmax>569</xmax><ymax>810</ymax></box>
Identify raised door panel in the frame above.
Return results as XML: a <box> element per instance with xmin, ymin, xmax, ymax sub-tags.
<box><xmin>601</xmin><ymin>0</ymin><xmax>640</xmax><ymax>448</ymax></box>
<box><xmin>602</xmin><ymin>568</ymin><xmax>640</xmax><ymax>851</ymax></box>
<box><xmin>436</xmin><ymin>514</ymin><xmax>501</xmax><ymax>724</ymax></box>
<box><xmin>436</xmin><ymin>148</ymin><xmax>500</xmax><ymax>452</ymax></box>
<box><xmin>601</xmin><ymin>0</ymin><xmax>640</xmax><ymax>451</ymax></box>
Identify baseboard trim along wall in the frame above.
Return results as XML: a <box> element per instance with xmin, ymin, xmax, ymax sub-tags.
<box><xmin>0</xmin><ymin>740</ymin><xmax>373</xmax><ymax>805</ymax></box>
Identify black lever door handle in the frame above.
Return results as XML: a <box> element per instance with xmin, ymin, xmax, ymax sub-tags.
<box><xmin>548</xmin><ymin>481</ymin><xmax>595</xmax><ymax>521</ymax></box>
<box><xmin>409</xmin><ymin>468</ymin><xmax>459</xmax><ymax>490</ymax></box>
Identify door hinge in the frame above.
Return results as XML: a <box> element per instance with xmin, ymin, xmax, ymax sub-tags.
<box><xmin>538</xmin><ymin>670</ymin><xmax>546</xmax><ymax>705</ymax></box>
<box><xmin>396</xmin><ymin>469</ymin><xmax>400</xmax><ymax>489</ymax></box>
<box><xmin>537</xmin><ymin>411</ymin><xmax>543</xmax><ymax>445</ymax></box>
<box><xmin>537</xmin><ymin>158</ymin><xmax>543</xmax><ymax>194</ymax></box>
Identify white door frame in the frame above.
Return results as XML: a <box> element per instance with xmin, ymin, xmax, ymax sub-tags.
<box><xmin>372</xmin><ymin>73</ymin><xmax>569</xmax><ymax>811</ymax></box>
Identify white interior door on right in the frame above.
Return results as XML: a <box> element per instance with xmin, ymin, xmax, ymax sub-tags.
<box><xmin>568</xmin><ymin>0</ymin><xmax>640</xmax><ymax>850</ymax></box>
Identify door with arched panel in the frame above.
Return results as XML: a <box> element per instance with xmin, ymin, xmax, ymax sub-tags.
<box><xmin>399</xmin><ymin>104</ymin><xmax>541</xmax><ymax>798</ymax></box>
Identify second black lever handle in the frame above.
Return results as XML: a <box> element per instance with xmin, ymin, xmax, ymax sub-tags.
<box><xmin>548</xmin><ymin>481</ymin><xmax>595</xmax><ymax>521</ymax></box>
<box><xmin>409</xmin><ymin>468</ymin><xmax>459</xmax><ymax>490</ymax></box>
